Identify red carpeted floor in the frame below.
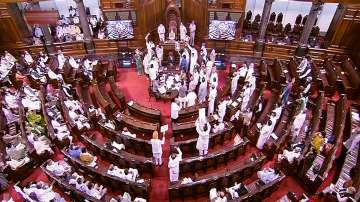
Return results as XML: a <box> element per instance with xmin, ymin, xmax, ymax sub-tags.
<box><xmin>1</xmin><ymin>66</ymin><xmax>337</xmax><ymax>202</ymax></box>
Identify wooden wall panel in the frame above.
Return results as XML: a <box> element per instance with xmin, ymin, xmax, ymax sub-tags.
<box><xmin>329</xmin><ymin>4</ymin><xmax>360</xmax><ymax>49</ymax></box>
<box><xmin>0</xmin><ymin>3</ymin><xmax>23</xmax><ymax>45</ymax></box>
<box><xmin>135</xmin><ymin>0</ymin><xmax>166</xmax><ymax>37</ymax></box>
<box><xmin>182</xmin><ymin>0</ymin><xmax>208</xmax><ymax>40</ymax></box>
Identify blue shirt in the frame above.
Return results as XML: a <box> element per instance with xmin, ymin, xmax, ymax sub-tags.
<box><xmin>69</xmin><ymin>148</ymin><xmax>82</xmax><ymax>159</ymax></box>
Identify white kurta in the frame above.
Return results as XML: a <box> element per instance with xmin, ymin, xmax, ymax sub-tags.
<box><xmin>218</xmin><ymin>100</ymin><xmax>228</xmax><ymax>122</ymax></box>
<box><xmin>198</xmin><ymin>82</ymin><xmax>208</xmax><ymax>103</ymax></box>
<box><xmin>196</xmin><ymin>122</ymin><xmax>211</xmax><ymax>151</ymax></box>
<box><xmin>292</xmin><ymin>111</ymin><xmax>306</xmax><ymax>140</ymax></box>
<box><xmin>188</xmin><ymin>46</ymin><xmax>198</xmax><ymax>75</ymax></box>
<box><xmin>171</xmin><ymin>102</ymin><xmax>181</xmax><ymax>119</ymax></box>
<box><xmin>168</xmin><ymin>148</ymin><xmax>182</xmax><ymax>182</ymax></box>
<box><xmin>148</xmin><ymin>65</ymin><xmax>158</xmax><ymax>81</ymax></box>
<box><xmin>157</xmin><ymin>24</ymin><xmax>165</xmax><ymax>42</ymax></box>
<box><xmin>186</xmin><ymin>92</ymin><xmax>197</xmax><ymax>107</ymax></box>
<box><xmin>156</xmin><ymin>46</ymin><xmax>163</xmax><ymax>63</ymax></box>
<box><xmin>231</xmin><ymin>74</ymin><xmax>240</xmax><ymax>96</ymax></box>
<box><xmin>208</xmin><ymin>88</ymin><xmax>217</xmax><ymax>116</ymax></box>
<box><xmin>210</xmin><ymin>72</ymin><xmax>218</xmax><ymax>89</ymax></box>
<box><xmin>180</xmin><ymin>23</ymin><xmax>187</xmax><ymax>41</ymax></box>
<box><xmin>256</xmin><ymin>122</ymin><xmax>276</xmax><ymax>149</ymax></box>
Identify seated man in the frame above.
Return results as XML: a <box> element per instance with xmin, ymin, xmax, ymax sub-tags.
<box><xmin>104</xmin><ymin>119</ymin><xmax>116</xmax><ymax>130</ymax></box>
<box><xmin>79</xmin><ymin>148</ymin><xmax>97</xmax><ymax>167</ymax></box>
<box><xmin>311</xmin><ymin>131</ymin><xmax>326</xmax><ymax>152</ymax></box>
<box><xmin>121</xmin><ymin>127</ymin><xmax>136</xmax><ymax>138</ymax></box>
<box><xmin>5</xmin><ymin>142</ymin><xmax>30</xmax><ymax>170</ymax></box>
<box><xmin>86</xmin><ymin>183</ymin><xmax>107</xmax><ymax>200</ymax></box>
<box><xmin>27</xmin><ymin>132</ymin><xmax>53</xmax><ymax>155</ymax></box>
<box><xmin>46</xmin><ymin>160</ymin><xmax>71</xmax><ymax>177</ymax></box>
<box><xmin>321</xmin><ymin>184</ymin><xmax>356</xmax><ymax>202</ymax></box>
<box><xmin>68</xmin><ymin>144</ymin><xmax>82</xmax><ymax>159</ymax></box>
<box><xmin>212</xmin><ymin>121</ymin><xmax>225</xmax><ymax>133</ymax></box>
<box><xmin>105</xmin><ymin>141</ymin><xmax>125</xmax><ymax>152</ymax></box>
<box><xmin>257</xmin><ymin>167</ymin><xmax>280</xmax><ymax>184</ymax></box>
<box><xmin>209</xmin><ymin>188</ymin><xmax>227</xmax><ymax>202</ymax></box>
<box><xmin>278</xmin><ymin>146</ymin><xmax>302</xmax><ymax>164</ymax></box>
<box><xmin>225</xmin><ymin>182</ymin><xmax>248</xmax><ymax>199</ymax></box>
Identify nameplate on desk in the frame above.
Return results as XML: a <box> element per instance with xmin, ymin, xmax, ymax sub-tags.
<box><xmin>128</xmin><ymin>100</ymin><xmax>134</xmax><ymax>106</ymax></box>
<box><xmin>161</xmin><ymin>125</ymin><xmax>168</xmax><ymax>133</ymax></box>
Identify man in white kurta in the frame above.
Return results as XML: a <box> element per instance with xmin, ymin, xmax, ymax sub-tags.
<box><xmin>148</xmin><ymin>66</ymin><xmax>157</xmax><ymax>82</ymax></box>
<box><xmin>240</xmin><ymin>85</ymin><xmax>251</xmax><ymax>112</ymax></box>
<box><xmin>189</xmin><ymin>21</ymin><xmax>196</xmax><ymax>46</ymax></box>
<box><xmin>180</xmin><ymin>22</ymin><xmax>187</xmax><ymax>42</ymax></box>
<box><xmin>196</xmin><ymin>121</ymin><xmax>211</xmax><ymax>156</ymax></box>
<box><xmin>198</xmin><ymin>78</ymin><xmax>208</xmax><ymax>103</ymax></box>
<box><xmin>208</xmin><ymin>85</ymin><xmax>217</xmax><ymax>116</ymax></box>
<box><xmin>168</xmin><ymin>147</ymin><xmax>182</xmax><ymax>182</ymax></box>
<box><xmin>157</xmin><ymin>24</ymin><xmax>165</xmax><ymax>42</ymax></box>
<box><xmin>151</xmin><ymin>131</ymin><xmax>165</xmax><ymax>166</ymax></box>
<box><xmin>256</xmin><ymin>119</ymin><xmax>276</xmax><ymax>150</ymax></box>
<box><xmin>156</xmin><ymin>45</ymin><xmax>163</xmax><ymax>65</ymax></box>
<box><xmin>24</xmin><ymin>51</ymin><xmax>34</xmax><ymax>65</ymax></box>
<box><xmin>209</xmin><ymin>49</ymin><xmax>216</xmax><ymax>63</ymax></box>
<box><xmin>210</xmin><ymin>69</ymin><xmax>218</xmax><ymax>90</ymax></box>
<box><xmin>186</xmin><ymin>91</ymin><xmax>197</xmax><ymax>107</ymax></box>
<box><xmin>171</xmin><ymin>101</ymin><xmax>181</xmax><ymax>120</ymax></box>
<box><xmin>218</xmin><ymin>99</ymin><xmax>229</xmax><ymax>123</ymax></box>
<box><xmin>291</xmin><ymin>110</ymin><xmax>306</xmax><ymax>141</ymax></box>
<box><xmin>231</xmin><ymin>71</ymin><xmax>240</xmax><ymax>96</ymax></box>
<box><xmin>187</xmin><ymin>44</ymin><xmax>198</xmax><ymax>75</ymax></box>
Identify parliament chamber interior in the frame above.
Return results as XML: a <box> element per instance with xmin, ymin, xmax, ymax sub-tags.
<box><xmin>1</xmin><ymin>0</ymin><xmax>360</xmax><ymax>201</ymax></box>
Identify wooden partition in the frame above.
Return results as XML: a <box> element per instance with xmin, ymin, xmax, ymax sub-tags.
<box><xmin>206</xmin><ymin>39</ymin><xmax>255</xmax><ymax>56</ymax></box>
<box><xmin>54</xmin><ymin>41</ymin><xmax>87</xmax><ymax>56</ymax></box>
<box><xmin>263</xmin><ymin>44</ymin><xmax>296</xmax><ymax>60</ymax></box>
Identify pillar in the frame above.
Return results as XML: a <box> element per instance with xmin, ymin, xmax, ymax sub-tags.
<box><xmin>254</xmin><ymin>0</ymin><xmax>274</xmax><ymax>57</ymax></box>
<box><xmin>32</xmin><ymin>2</ymin><xmax>56</xmax><ymax>54</ymax></box>
<box><xmin>74</xmin><ymin>0</ymin><xmax>95</xmax><ymax>55</ymax></box>
<box><xmin>295</xmin><ymin>0</ymin><xmax>323</xmax><ymax>57</ymax></box>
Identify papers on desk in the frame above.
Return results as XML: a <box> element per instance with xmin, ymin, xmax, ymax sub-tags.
<box><xmin>270</xmin><ymin>132</ymin><xmax>278</xmax><ymax>140</ymax></box>
<box><xmin>236</xmin><ymin>97</ymin><xmax>242</xmax><ymax>102</ymax></box>
<box><xmin>231</xmin><ymin>102</ymin><xmax>238</xmax><ymax>107</ymax></box>
<box><xmin>161</xmin><ymin>125</ymin><xmax>168</xmax><ymax>133</ymax></box>
<box><xmin>158</xmin><ymin>86</ymin><xmax>166</xmax><ymax>94</ymax></box>
<box><xmin>128</xmin><ymin>100</ymin><xmax>134</xmax><ymax>106</ymax></box>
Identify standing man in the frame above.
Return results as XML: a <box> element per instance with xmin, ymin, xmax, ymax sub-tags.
<box><xmin>156</xmin><ymin>45</ymin><xmax>163</xmax><ymax>66</ymax></box>
<box><xmin>157</xmin><ymin>24</ymin><xmax>166</xmax><ymax>43</ymax></box>
<box><xmin>180</xmin><ymin>22</ymin><xmax>187</xmax><ymax>42</ymax></box>
<box><xmin>151</xmin><ymin>131</ymin><xmax>165</xmax><ymax>166</ymax></box>
<box><xmin>196</xmin><ymin>120</ymin><xmax>211</xmax><ymax>156</ymax></box>
<box><xmin>168</xmin><ymin>147</ymin><xmax>182</xmax><ymax>182</ymax></box>
<box><xmin>187</xmin><ymin>43</ymin><xmax>198</xmax><ymax>75</ymax></box>
<box><xmin>134</xmin><ymin>49</ymin><xmax>143</xmax><ymax>75</ymax></box>
<box><xmin>189</xmin><ymin>20</ymin><xmax>196</xmax><ymax>46</ymax></box>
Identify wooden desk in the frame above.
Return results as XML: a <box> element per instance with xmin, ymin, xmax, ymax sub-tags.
<box><xmin>168</xmin><ymin>155</ymin><xmax>266</xmax><ymax>200</ymax></box>
<box><xmin>80</xmin><ymin>134</ymin><xmax>154</xmax><ymax>174</ymax></box>
<box><xmin>115</xmin><ymin>112</ymin><xmax>159</xmax><ymax>137</ymax></box>
<box><xmin>176</xmin><ymin>103</ymin><xmax>207</xmax><ymax>123</ymax></box>
<box><xmin>127</xmin><ymin>101</ymin><xmax>161</xmax><ymax>124</ymax></box>
<box><xmin>41</xmin><ymin>161</ymin><xmax>102</xmax><ymax>202</ymax></box>
<box><xmin>172</xmin><ymin>115</ymin><xmax>216</xmax><ymax>140</ymax></box>
<box><xmin>179</xmin><ymin>137</ymin><xmax>249</xmax><ymax>173</ymax></box>
<box><xmin>98</xmin><ymin>120</ymin><xmax>153</xmax><ymax>157</ymax></box>
<box><xmin>170</xmin><ymin>122</ymin><xmax>234</xmax><ymax>155</ymax></box>
<box><xmin>62</xmin><ymin>149</ymin><xmax>150</xmax><ymax>199</ymax></box>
